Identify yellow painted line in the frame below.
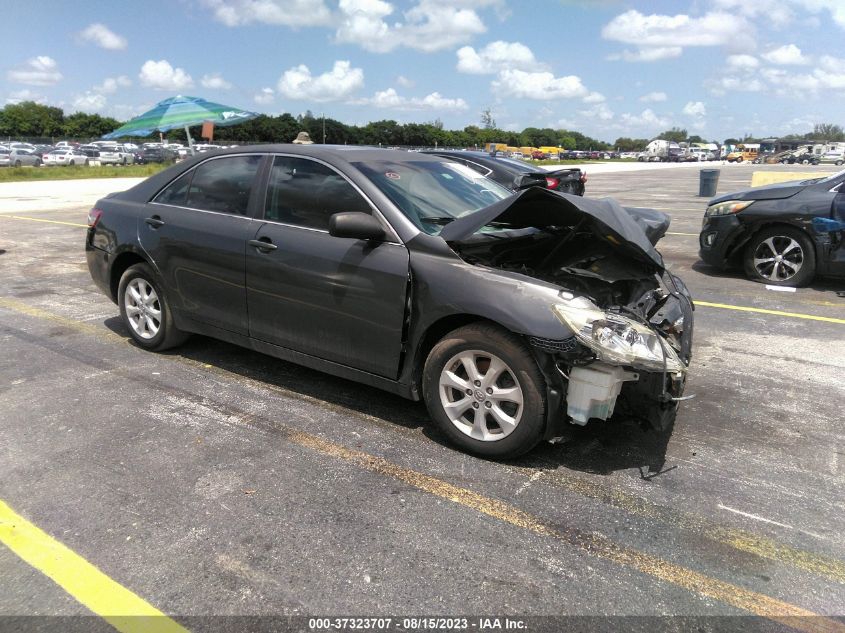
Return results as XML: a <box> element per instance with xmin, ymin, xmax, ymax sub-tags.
<box><xmin>0</xmin><ymin>214</ymin><xmax>88</xmax><ymax>228</ymax></box>
<box><xmin>288</xmin><ymin>431</ymin><xmax>843</xmax><ymax>633</ymax></box>
<box><xmin>666</xmin><ymin>231</ymin><xmax>698</xmax><ymax>236</ymax></box>
<box><xmin>696</xmin><ymin>301</ymin><xmax>845</xmax><ymax>324</ymax></box>
<box><xmin>0</xmin><ymin>500</ymin><xmax>188</xmax><ymax>633</ymax></box>
<box><xmin>4</xmin><ymin>296</ymin><xmax>845</xmax><ymax>628</ymax></box>
<box><xmin>510</xmin><ymin>464</ymin><xmax>845</xmax><ymax>585</ymax></box>
<box><xmin>0</xmin><ymin>297</ymin><xmax>124</xmax><ymax>341</ymax></box>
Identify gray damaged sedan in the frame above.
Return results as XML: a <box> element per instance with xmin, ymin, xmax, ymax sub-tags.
<box><xmin>86</xmin><ymin>146</ymin><xmax>694</xmax><ymax>458</ymax></box>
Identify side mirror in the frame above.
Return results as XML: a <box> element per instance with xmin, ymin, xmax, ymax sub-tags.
<box><xmin>812</xmin><ymin>217</ymin><xmax>845</xmax><ymax>233</ymax></box>
<box><xmin>329</xmin><ymin>212</ymin><xmax>385</xmax><ymax>241</ymax></box>
<box><xmin>512</xmin><ymin>173</ymin><xmax>547</xmax><ymax>190</ymax></box>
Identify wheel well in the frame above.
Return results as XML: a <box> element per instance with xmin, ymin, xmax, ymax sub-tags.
<box><xmin>726</xmin><ymin>221</ymin><xmax>813</xmax><ymax>262</ymax></box>
<box><xmin>410</xmin><ymin>314</ymin><xmax>496</xmax><ymax>390</ymax></box>
<box><xmin>109</xmin><ymin>252</ymin><xmax>148</xmax><ymax>301</ymax></box>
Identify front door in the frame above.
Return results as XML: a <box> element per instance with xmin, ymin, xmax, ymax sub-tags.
<box><xmin>246</xmin><ymin>155</ymin><xmax>409</xmax><ymax>379</ymax></box>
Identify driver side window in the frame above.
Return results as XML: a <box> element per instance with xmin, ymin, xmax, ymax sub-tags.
<box><xmin>264</xmin><ymin>156</ymin><xmax>371</xmax><ymax>230</ymax></box>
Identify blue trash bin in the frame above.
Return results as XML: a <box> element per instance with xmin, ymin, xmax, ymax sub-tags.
<box><xmin>699</xmin><ymin>169</ymin><xmax>720</xmax><ymax>197</ymax></box>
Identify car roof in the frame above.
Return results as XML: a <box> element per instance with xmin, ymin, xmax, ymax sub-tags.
<box><xmin>195</xmin><ymin>144</ymin><xmax>444</xmax><ymax>164</ymax></box>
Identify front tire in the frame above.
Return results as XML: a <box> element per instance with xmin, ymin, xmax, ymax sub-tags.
<box><xmin>118</xmin><ymin>263</ymin><xmax>188</xmax><ymax>351</ymax></box>
<box><xmin>422</xmin><ymin>323</ymin><xmax>546</xmax><ymax>459</ymax></box>
<box><xmin>743</xmin><ymin>226</ymin><xmax>816</xmax><ymax>287</ymax></box>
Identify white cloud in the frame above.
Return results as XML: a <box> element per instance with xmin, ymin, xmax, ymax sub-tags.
<box><xmin>582</xmin><ymin>91</ymin><xmax>606</xmax><ymax>103</ymax></box>
<box><xmin>762</xmin><ymin>44</ymin><xmax>810</xmax><ymax>65</ymax></box>
<box><xmin>602</xmin><ymin>10</ymin><xmax>747</xmax><ymax>47</ymax></box>
<box><xmin>706</xmin><ymin>75</ymin><xmax>765</xmax><ymax>96</ymax></box>
<box><xmin>79</xmin><ymin>23</ymin><xmax>127</xmax><ymax>50</ymax></box>
<box><xmin>7</xmin><ymin>56</ymin><xmax>62</xmax><ymax>86</ymax></box>
<box><xmin>819</xmin><ymin>55</ymin><xmax>845</xmax><ymax>72</ymax></box>
<box><xmin>202</xmin><ymin>0</ymin><xmax>332</xmax><ymax>27</ymax></box>
<box><xmin>278</xmin><ymin>60</ymin><xmax>364</xmax><ymax>102</ymax></box>
<box><xmin>396</xmin><ymin>75</ymin><xmax>414</xmax><ymax>88</ymax></box>
<box><xmin>714</xmin><ymin>0</ymin><xmax>845</xmax><ymax>30</ymax></box>
<box><xmin>577</xmin><ymin>103</ymin><xmax>614</xmax><ymax>121</ymax></box>
<box><xmin>139</xmin><ymin>60</ymin><xmax>194</xmax><ymax>91</ymax></box>
<box><xmin>254</xmin><ymin>87</ymin><xmax>275</xmax><ymax>104</ymax></box>
<box><xmin>611</xmin><ymin>47</ymin><xmax>682</xmax><ymax>62</ymax></box>
<box><xmin>201</xmin><ymin>73</ymin><xmax>233</xmax><ymax>90</ymax></box>
<box><xmin>456</xmin><ymin>40</ymin><xmax>540</xmax><ymax>74</ymax></box>
<box><xmin>710</xmin><ymin>0</ymin><xmax>794</xmax><ymax>26</ymax></box>
<box><xmin>94</xmin><ymin>75</ymin><xmax>131</xmax><ymax>94</ymax></box>
<box><xmin>5</xmin><ymin>89</ymin><xmax>47</xmax><ymax>105</ymax></box>
<box><xmin>639</xmin><ymin>91</ymin><xmax>667</xmax><ymax>102</ymax></box>
<box><xmin>618</xmin><ymin>108</ymin><xmax>670</xmax><ymax>130</ymax></box>
<box><xmin>491</xmin><ymin>69</ymin><xmax>590</xmax><ymax>100</ymax></box>
<box><xmin>683</xmin><ymin>101</ymin><xmax>707</xmax><ymax>117</ymax></box>
<box><xmin>335</xmin><ymin>0</ymin><xmax>487</xmax><ymax>53</ymax></box>
<box><xmin>726</xmin><ymin>54</ymin><xmax>759</xmax><ymax>69</ymax></box>
<box><xmin>73</xmin><ymin>92</ymin><xmax>107</xmax><ymax>113</ymax></box>
<box><xmin>364</xmin><ymin>88</ymin><xmax>468</xmax><ymax>110</ymax></box>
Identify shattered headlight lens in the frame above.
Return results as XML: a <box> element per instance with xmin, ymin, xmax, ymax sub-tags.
<box><xmin>704</xmin><ymin>200</ymin><xmax>754</xmax><ymax>217</ymax></box>
<box><xmin>552</xmin><ymin>296</ymin><xmax>684</xmax><ymax>373</ymax></box>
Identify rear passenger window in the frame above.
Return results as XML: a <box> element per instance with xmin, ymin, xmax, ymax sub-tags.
<box><xmin>183</xmin><ymin>155</ymin><xmax>261</xmax><ymax>214</ymax></box>
<box><xmin>155</xmin><ymin>171</ymin><xmax>193</xmax><ymax>206</ymax></box>
<box><xmin>264</xmin><ymin>156</ymin><xmax>371</xmax><ymax>230</ymax></box>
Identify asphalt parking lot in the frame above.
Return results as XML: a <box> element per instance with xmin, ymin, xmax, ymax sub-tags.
<box><xmin>0</xmin><ymin>163</ymin><xmax>843</xmax><ymax>632</ymax></box>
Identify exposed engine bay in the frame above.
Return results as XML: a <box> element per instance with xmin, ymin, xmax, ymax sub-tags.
<box><xmin>443</xmin><ymin>188</ymin><xmax>694</xmax><ymax>433</ymax></box>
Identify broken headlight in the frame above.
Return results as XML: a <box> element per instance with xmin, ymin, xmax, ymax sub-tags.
<box><xmin>552</xmin><ymin>296</ymin><xmax>684</xmax><ymax>373</ymax></box>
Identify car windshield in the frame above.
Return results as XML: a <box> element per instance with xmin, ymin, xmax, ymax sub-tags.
<box><xmin>354</xmin><ymin>160</ymin><xmax>512</xmax><ymax>235</ymax></box>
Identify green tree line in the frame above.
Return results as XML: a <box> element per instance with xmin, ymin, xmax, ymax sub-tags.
<box><xmin>1</xmin><ymin>102</ymin><xmax>618</xmax><ymax>150</ymax></box>
<box><xmin>5</xmin><ymin>101</ymin><xmax>842</xmax><ymax>149</ymax></box>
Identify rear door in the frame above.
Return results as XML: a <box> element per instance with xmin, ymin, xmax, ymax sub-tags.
<box><xmin>245</xmin><ymin>154</ymin><xmax>409</xmax><ymax>378</ymax></box>
<box><xmin>141</xmin><ymin>154</ymin><xmax>264</xmax><ymax>334</ymax></box>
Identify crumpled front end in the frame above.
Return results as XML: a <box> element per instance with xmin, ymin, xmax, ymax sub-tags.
<box><xmin>445</xmin><ymin>189</ymin><xmax>694</xmax><ymax>433</ymax></box>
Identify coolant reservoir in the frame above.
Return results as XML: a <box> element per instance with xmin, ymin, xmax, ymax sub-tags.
<box><xmin>566</xmin><ymin>364</ymin><xmax>639</xmax><ymax>425</ymax></box>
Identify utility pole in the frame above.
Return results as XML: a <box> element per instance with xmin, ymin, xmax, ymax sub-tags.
<box><xmin>322</xmin><ymin>112</ymin><xmax>326</xmax><ymax>144</ymax></box>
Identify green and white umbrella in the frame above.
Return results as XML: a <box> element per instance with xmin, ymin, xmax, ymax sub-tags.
<box><xmin>102</xmin><ymin>95</ymin><xmax>258</xmax><ymax>149</ymax></box>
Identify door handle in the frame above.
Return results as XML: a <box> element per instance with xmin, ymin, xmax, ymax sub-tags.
<box><xmin>145</xmin><ymin>216</ymin><xmax>165</xmax><ymax>228</ymax></box>
<box><xmin>249</xmin><ymin>238</ymin><xmax>278</xmax><ymax>252</ymax></box>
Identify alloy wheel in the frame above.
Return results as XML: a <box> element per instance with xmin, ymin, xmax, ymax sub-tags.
<box><xmin>124</xmin><ymin>278</ymin><xmax>162</xmax><ymax>340</ymax></box>
<box><xmin>438</xmin><ymin>350</ymin><xmax>524</xmax><ymax>441</ymax></box>
<box><xmin>752</xmin><ymin>236</ymin><xmax>804</xmax><ymax>281</ymax></box>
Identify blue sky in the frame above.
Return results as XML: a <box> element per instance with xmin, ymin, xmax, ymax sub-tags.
<box><xmin>4</xmin><ymin>0</ymin><xmax>845</xmax><ymax>142</ymax></box>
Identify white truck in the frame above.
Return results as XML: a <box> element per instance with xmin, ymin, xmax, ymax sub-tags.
<box><xmin>637</xmin><ymin>139</ymin><xmax>681</xmax><ymax>162</ymax></box>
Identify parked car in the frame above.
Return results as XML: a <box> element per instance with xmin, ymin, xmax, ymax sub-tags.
<box><xmin>85</xmin><ymin>146</ymin><xmax>693</xmax><ymax>458</ymax></box>
<box><xmin>96</xmin><ymin>145</ymin><xmax>134</xmax><ymax>165</ymax></box>
<box><xmin>699</xmin><ymin>170</ymin><xmax>845</xmax><ymax>286</ymax></box>
<box><xmin>0</xmin><ymin>149</ymin><xmax>11</xmax><ymax>167</ymax></box>
<box><xmin>136</xmin><ymin>147</ymin><xmax>176</xmax><ymax>164</ymax></box>
<box><xmin>422</xmin><ymin>150</ymin><xmax>587</xmax><ymax>196</ymax></box>
<box><xmin>9</xmin><ymin>148</ymin><xmax>42</xmax><ymax>167</ymax></box>
<box><xmin>44</xmin><ymin>149</ymin><xmax>91</xmax><ymax>166</ymax></box>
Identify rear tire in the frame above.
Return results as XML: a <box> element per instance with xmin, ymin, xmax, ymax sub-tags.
<box><xmin>422</xmin><ymin>323</ymin><xmax>546</xmax><ymax>459</ymax></box>
<box><xmin>743</xmin><ymin>226</ymin><xmax>815</xmax><ymax>287</ymax></box>
<box><xmin>118</xmin><ymin>263</ymin><xmax>189</xmax><ymax>351</ymax></box>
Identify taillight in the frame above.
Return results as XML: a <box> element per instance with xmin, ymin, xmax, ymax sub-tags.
<box><xmin>87</xmin><ymin>208</ymin><xmax>103</xmax><ymax>228</ymax></box>
<box><xmin>580</xmin><ymin>172</ymin><xmax>588</xmax><ymax>183</ymax></box>
<box><xmin>545</xmin><ymin>177</ymin><xmax>559</xmax><ymax>189</ymax></box>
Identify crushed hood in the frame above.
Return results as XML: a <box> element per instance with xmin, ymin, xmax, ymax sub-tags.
<box><xmin>439</xmin><ymin>187</ymin><xmax>667</xmax><ymax>270</ymax></box>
